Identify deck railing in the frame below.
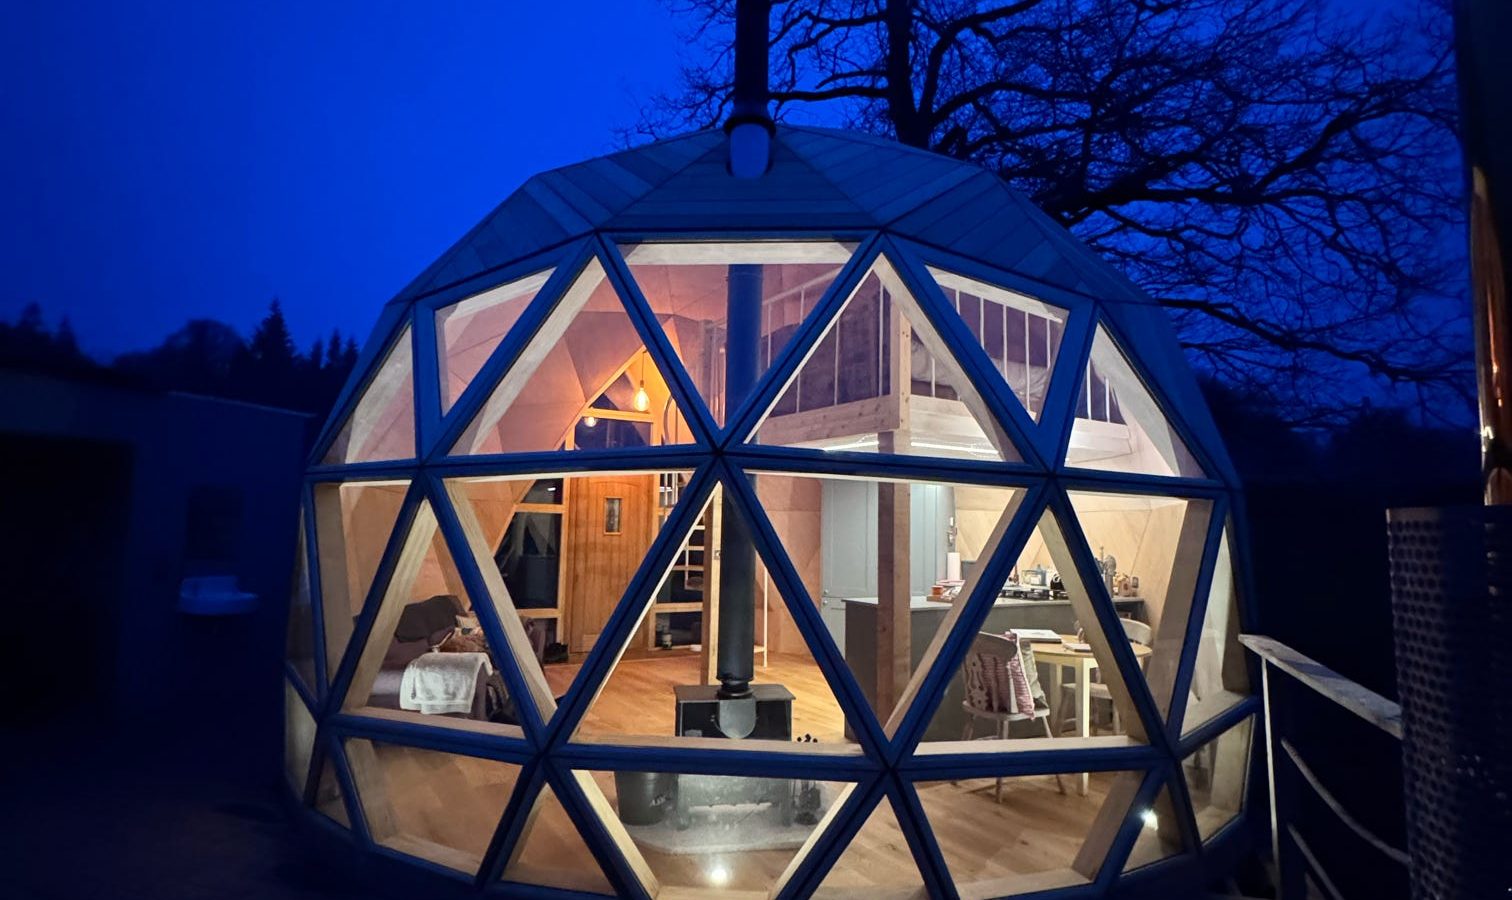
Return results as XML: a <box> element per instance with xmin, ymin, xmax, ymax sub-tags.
<box><xmin>1239</xmin><ymin>635</ymin><xmax>1409</xmax><ymax>900</ymax></box>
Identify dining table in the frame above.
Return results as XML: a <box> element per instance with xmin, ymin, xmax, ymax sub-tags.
<box><xmin>1029</xmin><ymin>634</ymin><xmax>1154</xmax><ymax>795</ymax></box>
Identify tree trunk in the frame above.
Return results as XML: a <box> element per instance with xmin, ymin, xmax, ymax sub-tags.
<box><xmin>884</xmin><ymin>0</ymin><xmax>927</xmax><ymax>147</ymax></box>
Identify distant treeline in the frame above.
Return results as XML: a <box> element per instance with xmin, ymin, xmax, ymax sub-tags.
<box><xmin>0</xmin><ymin>300</ymin><xmax>359</xmax><ymax>418</ymax></box>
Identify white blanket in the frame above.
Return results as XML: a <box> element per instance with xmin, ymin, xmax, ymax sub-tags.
<box><xmin>399</xmin><ymin>651</ymin><xmax>492</xmax><ymax>715</ymax></box>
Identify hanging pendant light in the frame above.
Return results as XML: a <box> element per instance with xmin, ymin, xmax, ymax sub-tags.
<box><xmin>583</xmin><ymin>414</ymin><xmax>598</xmax><ymax>428</ymax></box>
<box><xmin>633</xmin><ymin>356</ymin><xmax>650</xmax><ymax>412</ymax></box>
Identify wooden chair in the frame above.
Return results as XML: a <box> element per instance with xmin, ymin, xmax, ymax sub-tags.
<box><xmin>1059</xmin><ymin>617</ymin><xmax>1152</xmax><ymax>735</ymax></box>
<box><xmin>960</xmin><ymin>632</ymin><xmax>1066</xmax><ymax>799</ymax></box>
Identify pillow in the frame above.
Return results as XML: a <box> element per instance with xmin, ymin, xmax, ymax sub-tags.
<box><xmin>393</xmin><ymin>595</ymin><xmax>465</xmax><ymax>642</ymax></box>
<box><xmin>437</xmin><ymin>630</ymin><xmax>489</xmax><ymax>654</ymax></box>
<box><xmin>383</xmin><ymin>637</ymin><xmax>430</xmax><ymax>669</ymax></box>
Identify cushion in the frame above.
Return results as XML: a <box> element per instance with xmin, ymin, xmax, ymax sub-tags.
<box><xmin>393</xmin><ymin>594</ymin><xmax>465</xmax><ymax>643</ymax></box>
<box><xmin>382</xmin><ymin>637</ymin><xmax>431</xmax><ymax>670</ymax></box>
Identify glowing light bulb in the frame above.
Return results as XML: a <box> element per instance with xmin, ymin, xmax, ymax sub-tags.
<box><xmin>1140</xmin><ymin>808</ymin><xmax>1158</xmax><ymax>829</ymax></box>
<box><xmin>583</xmin><ymin>415</ymin><xmax>598</xmax><ymax>428</ymax></box>
<box><xmin>707</xmin><ymin>863</ymin><xmax>731</xmax><ymax>887</ymax></box>
<box><xmin>633</xmin><ymin>383</ymin><xmax>650</xmax><ymax>412</ymax></box>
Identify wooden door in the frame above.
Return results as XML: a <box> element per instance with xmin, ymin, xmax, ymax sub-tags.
<box><xmin>564</xmin><ymin>475</ymin><xmax>655</xmax><ymax>654</ymax></box>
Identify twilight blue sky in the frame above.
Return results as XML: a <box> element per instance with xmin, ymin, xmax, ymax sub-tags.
<box><xmin>2</xmin><ymin>1</ymin><xmax>693</xmax><ymax>357</ymax></box>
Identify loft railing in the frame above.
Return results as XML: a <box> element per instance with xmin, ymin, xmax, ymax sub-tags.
<box><xmin>1239</xmin><ymin>635</ymin><xmax>1408</xmax><ymax>900</ymax></box>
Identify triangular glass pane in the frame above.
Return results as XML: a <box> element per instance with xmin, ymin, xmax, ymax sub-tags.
<box><xmin>1122</xmin><ymin>782</ymin><xmax>1187</xmax><ymax>872</ymax></box>
<box><xmin>286</xmin><ymin>517</ymin><xmax>317</xmax><ymax>691</ymax></box>
<box><xmin>313</xmin><ymin>480</ymin><xmax>409</xmax><ymax>686</ymax></box>
<box><xmin>1182</xmin><ymin>527</ymin><xmax>1250</xmax><ymax>736</ymax></box>
<box><xmin>622</xmin><ymin>241</ymin><xmax>855</xmax><ymax>428</ymax></box>
<box><xmin>452</xmin><ymin>259</ymin><xmax>695</xmax><ymax>455</ymax></box>
<box><xmin>344</xmin><ymin>738</ymin><xmax>521</xmax><ymax>875</ymax></box>
<box><xmin>323</xmin><ymin>325</ymin><xmax>416</xmax><ymax>464</ymax></box>
<box><xmin>436</xmin><ymin>268</ymin><xmax>553</xmax><ymax>413</ymax></box>
<box><xmin>1066</xmin><ymin>326</ymin><xmax>1203</xmax><ymax>477</ymax></box>
<box><xmin>753</xmin><ymin>472</ymin><xmax>1020</xmax><ymax>738</ymax></box>
<box><xmin>342</xmin><ymin>500</ymin><xmax>526</xmax><ymax>738</ymax></box>
<box><xmin>284</xmin><ymin>679</ymin><xmax>317</xmax><ymax>795</ymax></box>
<box><xmin>752</xmin><ymin>258</ymin><xmax>1021</xmax><ymax>462</ymax></box>
<box><xmin>501</xmin><ymin>782</ymin><xmax>615</xmax><ymax>894</ymax></box>
<box><xmin>812</xmin><ymin>795</ymin><xmax>928</xmax><ymax>899</ymax></box>
<box><xmin>447</xmin><ymin>469</ymin><xmax>700</xmax><ymax>728</ymax></box>
<box><xmin>313</xmin><ymin>756</ymin><xmax>351</xmax><ymax>828</ymax></box>
<box><xmin>921</xmin><ymin>510</ymin><xmax>1149</xmax><ymax>753</ymax></box>
<box><xmin>916</xmin><ymin>769</ymin><xmax>1142</xmax><ymax>895</ymax></box>
<box><xmin>927</xmin><ymin>267</ymin><xmax>1068</xmax><ymax>422</ymax></box>
<box><xmin>576</xmin><ymin>767</ymin><xmax>848</xmax><ymax>896</ymax></box>
<box><xmin>1068</xmin><ymin>491</ymin><xmax>1215</xmax><ymax>725</ymax></box>
<box><xmin>1183</xmin><ymin>715</ymin><xmax>1253</xmax><ymax>841</ymax></box>
<box><xmin>576</xmin><ymin>482</ymin><xmax>864</xmax><ymax>748</ymax></box>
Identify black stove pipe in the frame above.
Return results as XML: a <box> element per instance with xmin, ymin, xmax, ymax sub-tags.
<box><xmin>728</xmin><ymin>0</ymin><xmax>773</xmax><ymax>133</ymax></box>
<box><xmin>716</xmin><ymin>263</ymin><xmax>764</xmax><ymax>700</ymax></box>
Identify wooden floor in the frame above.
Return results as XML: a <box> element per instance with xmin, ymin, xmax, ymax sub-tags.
<box><xmin>357</xmin><ymin>653</ymin><xmax>1134</xmax><ymax>897</ymax></box>
<box><xmin>544</xmin><ymin>650</ymin><xmax>852</xmax><ymax>743</ymax></box>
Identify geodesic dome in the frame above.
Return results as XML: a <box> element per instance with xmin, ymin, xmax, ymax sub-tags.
<box><xmin>283</xmin><ymin>125</ymin><xmax>1258</xmax><ymax>899</ymax></box>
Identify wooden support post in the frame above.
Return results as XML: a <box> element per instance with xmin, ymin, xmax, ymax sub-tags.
<box><xmin>877</xmin><ymin>462</ymin><xmax>911</xmax><ymax>716</ymax></box>
<box><xmin>875</xmin><ymin>289</ymin><xmax>913</xmax><ymax>715</ymax></box>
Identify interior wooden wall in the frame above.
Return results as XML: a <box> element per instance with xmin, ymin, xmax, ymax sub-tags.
<box><xmin>1016</xmin><ymin>496</ymin><xmax>1189</xmax><ymax>632</ymax></box>
<box><xmin>755</xmin><ymin>475</ymin><xmax>824</xmax><ymax>656</ymax></box>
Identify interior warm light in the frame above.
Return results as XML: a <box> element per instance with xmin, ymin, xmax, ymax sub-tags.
<box><xmin>707</xmin><ymin>863</ymin><xmax>731</xmax><ymax>887</ymax></box>
<box><xmin>583</xmin><ymin>415</ymin><xmax>599</xmax><ymax>428</ymax></box>
<box><xmin>633</xmin><ymin>356</ymin><xmax>651</xmax><ymax>412</ymax></box>
<box><xmin>1141</xmin><ymin>808</ymin><xmax>1159</xmax><ymax>829</ymax></box>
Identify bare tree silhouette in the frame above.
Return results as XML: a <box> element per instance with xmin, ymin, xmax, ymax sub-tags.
<box><xmin>633</xmin><ymin>0</ymin><xmax>1466</xmax><ymax>424</ymax></box>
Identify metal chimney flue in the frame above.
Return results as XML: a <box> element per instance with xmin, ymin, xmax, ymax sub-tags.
<box><xmin>727</xmin><ymin>0</ymin><xmax>773</xmax><ymax>178</ymax></box>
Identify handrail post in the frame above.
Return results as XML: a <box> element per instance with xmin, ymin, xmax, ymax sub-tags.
<box><xmin>1261</xmin><ymin>661</ymin><xmax>1307</xmax><ymax>899</ymax></box>
<box><xmin>1261</xmin><ymin>663</ymin><xmax>1280</xmax><ymax>882</ymax></box>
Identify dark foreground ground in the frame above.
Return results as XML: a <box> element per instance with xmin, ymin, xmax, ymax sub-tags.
<box><xmin>0</xmin><ymin>712</ymin><xmax>367</xmax><ymax>900</ymax></box>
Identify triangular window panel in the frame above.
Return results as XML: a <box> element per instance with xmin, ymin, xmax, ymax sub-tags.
<box><xmin>752</xmin><ymin>258</ymin><xmax>1021</xmax><ymax>461</ymax></box>
<box><xmin>452</xmin><ymin>259</ymin><xmax>695</xmax><ymax>455</ymax></box>
<box><xmin>436</xmin><ymin>268</ymin><xmax>553</xmax><ymax>414</ymax></box>
<box><xmin>442</xmin><ymin>471</ymin><xmax>706</xmax><ymax>728</ymax></box>
<box><xmin>343</xmin><ymin>738</ymin><xmax>521</xmax><ymax>876</ymax></box>
<box><xmin>284</xmin><ymin>679</ymin><xmax>317</xmax><ymax>796</ymax></box>
<box><xmin>1182</xmin><ymin>527</ymin><xmax>1250</xmax><ymax>736</ymax></box>
<box><xmin>1184</xmin><ymin>715</ymin><xmax>1253</xmax><ymax>842</ymax></box>
<box><xmin>575</xmin><ymin>480</ymin><xmax>865</xmax><ymax>749</ymax></box>
<box><xmin>752</xmin><ymin>471</ymin><xmax>1021</xmax><ymax>739</ymax></box>
<box><xmin>926</xmin><ymin>267</ymin><xmax>1069</xmax><ymax>422</ymax></box>
<box><xmin>323</xmin><ymin>325</ymin><xmax>416</xmax><ymax>464</ymax></box>
<box><xmin>286</xmin><ymin>516</ymin><xmax>317</xmax><ymax>692</ymax></box>
<box><xmin>812</xmin><ymin>794</ymin><xmax>929</xmax><ymax>900</ymax></box>
<box><xmin>1065</xmin><ymin>325</ymin><xmax>1203</xmax><ymax>478</ymax></box>
<box><xmin>313</xmin><ymin>754</ymin><xmax>351</xmax><ymax>828</ymax></box>
<box><xmin>920</xmin><ymin>509</ymin><xmax>1151</xmax><ymax>753</ymax></box>
<box><xmin>575</xmin><ymin>767</ymin><xmax>848</xmax><ymax>896</ymax></box>
<box><xmin>621</xmin><ymin>241</ymin><xmax>855</xmax><ymax>428</ymax></box>
<box><xmin>501</xmin><ymin>782</ymin><xmax>615</xmax><ymax>895</ymax></box>
<box><xmin>915</xmin><ymin>769</ymin><xmax>1145</xmax><ymax>895</ymax></box>
<box><xmin>313</xmin><ymin>480</ymin><xmax>408</xmax><ymax>686</ymax></box>
<box><xmin>1067</xmin><ymin>491</ymin><xmax>1215</xmax><ymax>726</ymax></box>
<box><xmin>1122</xmin><ymin>781</ymin><xmax>1187</xmax><ymax>872</ymax></box>
<box><xmin>342</xmin><ymin>499</ymin><xmax>526</xmax><ymax>740</ymax></box>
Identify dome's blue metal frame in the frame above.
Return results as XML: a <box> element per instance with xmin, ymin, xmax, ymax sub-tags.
<box><xmin>283</xmin><ymin>126</ymin><xmax>1262</xmax><ymax>899</ymax></box>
